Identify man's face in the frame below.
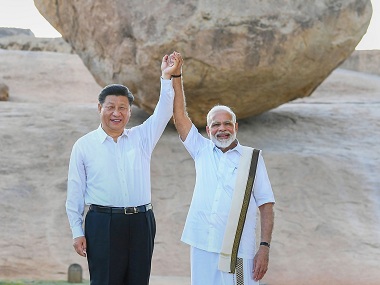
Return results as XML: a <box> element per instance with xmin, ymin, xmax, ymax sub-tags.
<box><xmin>206</xmin><ymin>110</ymin><xmax>238</xmax><ymax>149</ymax></box>
<box><xmin>98</xmin><ymin>95</ymin><xmax>131</xmax><ymax>137</ymax></box>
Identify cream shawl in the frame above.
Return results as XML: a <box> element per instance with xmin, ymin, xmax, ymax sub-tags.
<box><xmin>218</xmin><ymin>146</ymin><xmax>260</xmax><ymax>273</ymax></box>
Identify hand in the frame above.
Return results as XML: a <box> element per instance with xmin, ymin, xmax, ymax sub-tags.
<box><xmin>161</xmin><ymin>51</ymin><xmax>183</xmax><ymax>79</ymax></box>
<box><xmin>73</xmin><ymin>236</ymin><xmax>87</xmax><ymax>257</ymax></box>
<box><xmin>252</xmin><ymin>246</ymin><xmax>269</xmax><ymax>281</ymax></box>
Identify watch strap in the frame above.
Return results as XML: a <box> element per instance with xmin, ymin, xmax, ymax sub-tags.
<box><xmin>260</xmin><ymin>241</ymin><xmax>270</xmax><ymax>248</ymax></box>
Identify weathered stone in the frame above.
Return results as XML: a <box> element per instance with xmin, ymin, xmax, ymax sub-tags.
<box><xmin>0</xmin><ymin>35</ymin><xmax>73</xmax><ymax>54</ymax></box>
<box><xmin>341</xmin><ymin>50</ymin><xmax>380</xmax><ymax>76</ymax></box>
<box><xmin>0</xmin><ymin>28</ymin><xmax>72</xmax><ymax>53</ymax></box>
<box><xmin>0</xmin><ymin>27</ymin><xmax>34</xmax><ymax>38</ymax></box>
<box><xmin>0</xmin><ymin>83</ymin><xmax>9</xmax><ymax>101</ymax></box>
<box><xmin>67</xmin><ymin>263</ymin><xmax>82</xmax><ymax>283</ymax></box>
<box><xmin>34</xmin><ymin>0</ymin><xmax>372</xmax><ymax>126</ymax></box>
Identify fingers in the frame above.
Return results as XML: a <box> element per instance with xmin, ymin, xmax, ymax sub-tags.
<box><xmin>161</xmin><ymin>51</ymin><xmax>183</xmax><ymax>78</ymax></box>
<box><xmin>170</xmin><ymin>51</ymin><xmax>183</xmax><ymax>63</ymax></box>
<box><xmin>162</xmin><ymin>54</ymin><xmax>170</xmax><ymax>67</ymax></box>
<box><xmin>253</xmin><ymin>255</ymin><xmax>268</xmax><ymax>281</ymax></box>
<box><xmin>164</xmin><ymin>51</ymin><xmax>183</xmax><ymax>65</ymax></box>
<box><xmin>162</xmin><ymin>52</ymin><xmax>183</xmax><ymax>65</ymax></box>
<box><xmin>74</xmin><ymin>243</ymin><xmax>85</xmax><ymax>257</ymax></box>
<box><xmin>253</xmin><ymin>264</ymin><xmax>268</xmax><ymax>281</ymax></box>
<box><xmin>73</xmin><ymin>237</ymin><xmax>87</xmax><ymax>257</ymax></box>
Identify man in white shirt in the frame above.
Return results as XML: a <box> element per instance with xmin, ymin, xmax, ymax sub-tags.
<box><xmin>66</xmin><ymin>52</ymin><xmax>183</xmax><ymax>285</ymax></box>
<box><xmin>172</xmin><ymin>66</ymin><xmax>275</xmax><ymax>284</ymax></box>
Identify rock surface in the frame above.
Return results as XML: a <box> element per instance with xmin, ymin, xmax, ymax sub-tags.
<box><xmin>0</xmin><ymin>28</ymin><xmax>72</xmax><ymax>54</ymax></box>
<box><xmin>0</xmin><ymin>27</ymin><xmax>34</xmax><ymax>37</ymax></box>
<box><xmin>341</xmin><ymin>50</ymin><xmax>380</xmax><ymax>76</ymax></box>
<box><xmin>0</xmin><ymin>83</ymin><xmax>9</xmax><ymax>101</ymax></box>
<box><xmin>0</xmin><ymin>35</ymin><xmax>73</xmax><ymax>53</ymax></box>
<box><xmin>0</xmin><ymin>49</ymin><xmax>380</xmax><ymax>284</ymax></box>
<box><xmin>34</xmin><ymin>0</ymin><xmax>372</xmax><ymax>126</ymax></box>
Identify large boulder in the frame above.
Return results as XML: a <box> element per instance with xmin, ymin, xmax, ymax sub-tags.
<box><xmin>34</xmin><ymin>0</ymin><xmax>372</xmax><ymax>126</ymax></box>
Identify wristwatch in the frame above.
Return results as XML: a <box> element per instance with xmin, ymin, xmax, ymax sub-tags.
<box><xmin>260</xmin><ymin>241</ymin><xmax>270</xmax><ymax>248</ymax></box>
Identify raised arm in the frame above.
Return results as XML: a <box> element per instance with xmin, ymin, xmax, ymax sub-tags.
<box><xmin>140</xmin><ymin>51</ymin><xmax>187</xmax><ymax>152</ymax></box>
<box><xmin>169</xmin><ymin>52</ymin><xmax>192</xmax><ymax>141</ymax></box>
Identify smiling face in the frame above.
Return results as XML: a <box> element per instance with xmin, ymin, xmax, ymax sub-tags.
<box><xmin>206</xmin><ymin>110</ymin><xmax>238</xmax><ymax>152</ymax></box>
<box><xmin>98</xmin><ymin>95</ymin><xmax>131</xmax><ymax>140</ymax></box>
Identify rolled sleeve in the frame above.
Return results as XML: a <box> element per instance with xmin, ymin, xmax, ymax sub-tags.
<box><xmin>182</xmin><ymin>124</ymin><xmax>209</xmax><ymax>159</ymax></box>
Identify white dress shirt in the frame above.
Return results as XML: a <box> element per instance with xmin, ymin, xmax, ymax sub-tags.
<box><xmin>181</xmin><ymin>124</ymin><xmax>275</xmax><ymax>259</ymax></box>
<box><xmin>66</xmin><ymin>78</ymin><xmax>174</xmax><ymax>238</ymax></box>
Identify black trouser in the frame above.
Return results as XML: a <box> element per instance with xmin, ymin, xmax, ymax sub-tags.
<box><xmin>85</xmin><ymin>208</ymin><xmax>156</xmax><ymax>285</ymax></box>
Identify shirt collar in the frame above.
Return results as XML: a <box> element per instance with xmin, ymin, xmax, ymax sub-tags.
<box><xmin>96</xmin><ymin>124</ymin><xmax>128</xmax><ymax>143</ymax></box>
<box><xmin>212</xmin><ymin>139</ymin><xmax>243</xmax><ymax>155</ymax></box>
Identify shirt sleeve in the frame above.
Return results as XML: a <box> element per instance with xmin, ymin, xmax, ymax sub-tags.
<box><xmin>137</xmin><ymin>78</ymin><xmax>174</xmax><ymax>155</ymax></box>
<box><xmin>253</xmin><ymin>153</ymin><xmax>275</xmax><ymax>206</ymax></box>
<box><xmin>66</xmin><ymin>140</ymin><xmax>86</xmax><ymax>239</ymax></box>
<box><xmin>182</xmin><ymin>124</ymin><xmax>209</xmax><ymax>160</ymax></box>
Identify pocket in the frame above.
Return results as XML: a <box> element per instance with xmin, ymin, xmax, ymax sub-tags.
<box><xmin>150</xmin><ymin>210</ymin><xmax>156</xmax><ymax>238</ymax></box>
<box><xmin>224</xmin><ymin>166</ymin><xmax>237</xmax><ymax>197</ymax></box>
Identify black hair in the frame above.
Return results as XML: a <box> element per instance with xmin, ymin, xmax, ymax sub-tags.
<box><xmin>98</xmin><ymin>84</ymin><xmax>134</xmax><ymax>105</ymax></box>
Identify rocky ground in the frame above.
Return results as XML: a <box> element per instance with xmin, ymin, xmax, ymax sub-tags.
<box><xmin>0</xmin><ymin>47</ymin><xmax>379</xmax><ymax>284</ymax></box>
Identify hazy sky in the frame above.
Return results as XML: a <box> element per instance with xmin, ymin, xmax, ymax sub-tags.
<box><xmin>0</xmin><ymin>0</ymin><xmax>378</xmax><ymax>50</ymax></box>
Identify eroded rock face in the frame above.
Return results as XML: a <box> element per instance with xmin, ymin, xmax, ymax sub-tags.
<box><xmin>34</xmin><ymin>0</ymin><xmax>372</xmax><ymax>126</ymax></box>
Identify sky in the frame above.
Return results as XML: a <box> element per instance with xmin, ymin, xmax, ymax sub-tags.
<box><xmin>0</xmin><ymin>0</ymin><xmax>378</xmax><ymax>50</ymax></box>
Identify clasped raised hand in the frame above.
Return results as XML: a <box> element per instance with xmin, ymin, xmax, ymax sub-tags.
<box><xmin>161</xmin><ymin>51</ymin><xmax>183</xmax><ymax>80</ymax></box>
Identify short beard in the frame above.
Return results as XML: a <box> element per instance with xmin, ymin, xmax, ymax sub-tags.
<box><xmin>211</xmin><ymin>131</ymin><xmax>237</xmax><ymax>149</ymax></box>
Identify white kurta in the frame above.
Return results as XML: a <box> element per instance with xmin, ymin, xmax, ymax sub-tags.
<box><xmin>181</xmin><ymin>124</ymin><xmax>275</xmax><ymax>259</ymax></box>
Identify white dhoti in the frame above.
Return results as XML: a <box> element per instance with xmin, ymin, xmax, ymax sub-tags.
<box><xmin>191</xmin><ymin>247</ymin><xmax>258</xmax><ymax>285</ymax></box>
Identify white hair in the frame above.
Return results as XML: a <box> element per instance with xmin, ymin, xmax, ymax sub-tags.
<box><xmin>206</xmin><ymin>105</ymin><xmax>236</xmax><ymax>126</ymax></box>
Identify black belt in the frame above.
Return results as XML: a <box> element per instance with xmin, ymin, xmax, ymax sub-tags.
<box><xmin>89</xmin><ymin>203</ymin><xmax>152</xmax><ymax>215</ymax></box>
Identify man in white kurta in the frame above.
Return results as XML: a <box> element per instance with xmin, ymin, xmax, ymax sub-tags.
<box><xmin>171</xmin><ymin>66</ymin><xmax>275</xmax><ymax>285</ymax></box>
